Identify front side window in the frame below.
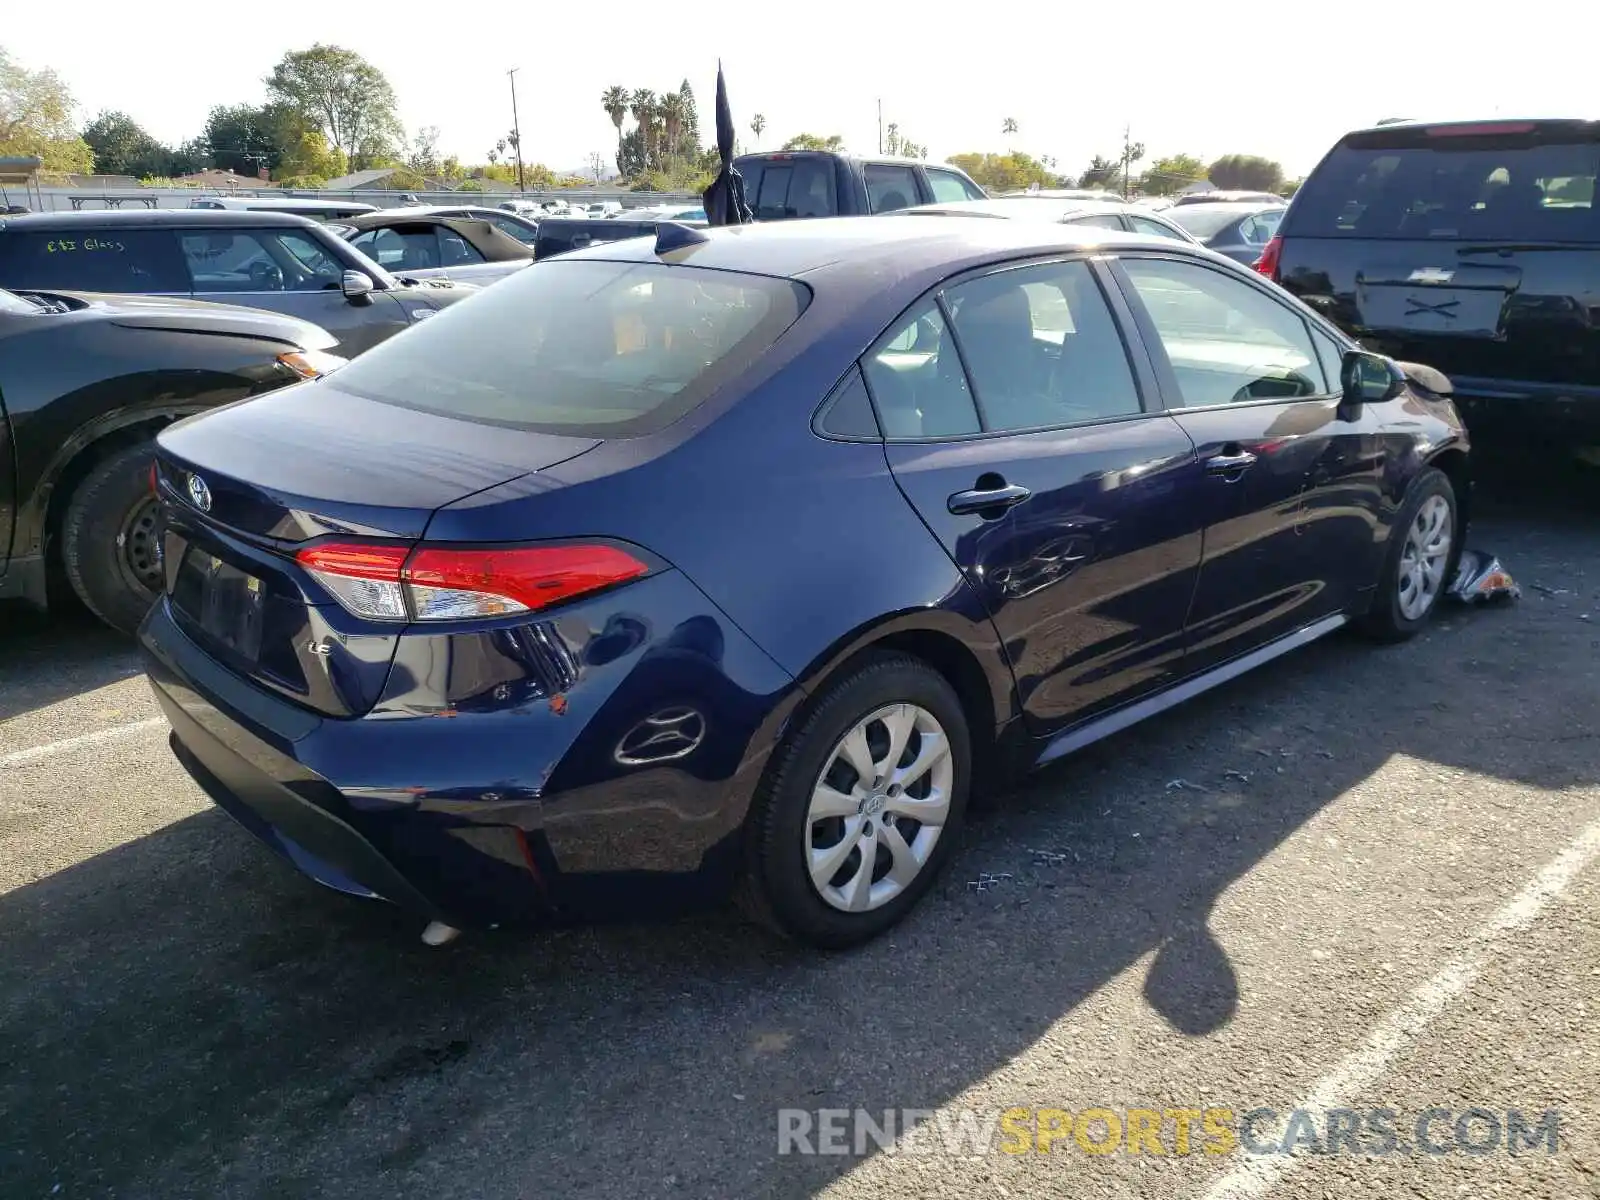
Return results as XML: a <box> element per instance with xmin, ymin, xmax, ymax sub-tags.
<box><xmin>864</xmin><ymin>164</ymin><xmax>921</xmax><ymax>213</ymax></box>
<box><xmin>438</xmin><ymin>227</ymin><xmax>483</xmax><ymax>265</ymax></box>
<box><xmin>1120</xmin><ymin>257</ymin><xmax>1324</xmax><ymax>407</ymax></box>
<box><xmin>0</xmin><ymin>228</ymin><xmax>189</xmax><ymax>293</ymax></box>
<box><xmin>182</xmin><ymin>230</ymin><xmax>342</xmax><ymax>292</ymax></box>
<box><xmin>324</xmin><ymin>260</ymin><xmax>810</xmax><ymax>437</ymax></box>
<box><xmin>945</xmin><ymin>260</ymin><xmax>1142</xmax><ymax>431</ymax></box>
<box><xmin>926</xmin><ymin>169</ymin><xmax>983</xmax><ymax>203</ymax></box>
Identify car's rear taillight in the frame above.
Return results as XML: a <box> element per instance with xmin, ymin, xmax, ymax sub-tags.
<box><xmin>1253</xmin><ymin>234</ymin><xmax>1283</xmax><ymax>281</ymax></box>
<box><xmin>295</xmin><ymin>542</ymin><xmax>649</xmax><ymax>622</ymax></box>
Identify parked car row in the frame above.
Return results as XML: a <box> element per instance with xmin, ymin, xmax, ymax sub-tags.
<box><xmin>10</xmin><ymin>114</ymin><xmax>1525</xmax><ymax>952</ymax></box>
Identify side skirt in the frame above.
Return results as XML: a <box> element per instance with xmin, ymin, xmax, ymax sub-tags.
<box><xmin>1034</xmin><ymin>614</ymin><xmax>1348</xmax><ymax>768</ymax></box>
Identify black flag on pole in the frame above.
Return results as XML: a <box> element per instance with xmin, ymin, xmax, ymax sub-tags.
<box><xmin>702</xmin><ymin>61</ymin><xmax>753</xmax><ymax>226</ymax></box>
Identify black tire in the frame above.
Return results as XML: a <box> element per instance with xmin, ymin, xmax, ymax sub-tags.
<box><xmin>738</xmin><ymin>653</ymin><xmax>972</xmax><ymax>950</ymax></box>
<box><xmin>61</xmin><ymin>440</ymin><xmax>163</xmax><ymax>636</ymax></box>
<box><xmin>1360</xmin><ymin>467</ymin><xmax>1459</xmax><ymax>643</ymax></box>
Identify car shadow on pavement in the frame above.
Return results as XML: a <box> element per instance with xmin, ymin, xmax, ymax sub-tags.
<box><xmin>0</xmin><ymin>504</ymin><xmax>1596</xmax><ymax>1200</ymax></box>
<box><xmin>0</xmin><ymin>602</ymin><xmax>141</xmax><ymax>725</ymax></box>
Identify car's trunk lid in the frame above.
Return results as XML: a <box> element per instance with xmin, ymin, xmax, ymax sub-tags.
<box><xmin>154</xmin><ymin>381</ymin><xmax>599</xmax><ymax>717</ymax></box>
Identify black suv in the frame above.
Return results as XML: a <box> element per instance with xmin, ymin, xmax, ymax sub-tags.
<box><xmin>1262</xmin><ymin>118</ymin><xmax>1600</xmax><ymax>460</ymax></box>
<box><xmin>0</xmin><ymin>210</ymin><xmax>476</xmax><ymax>356</ymax></box>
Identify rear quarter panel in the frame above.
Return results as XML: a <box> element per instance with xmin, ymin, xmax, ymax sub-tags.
<box><xmin>2</xmin><ymin>320</ymin><xmax>299</xmax><ymax>571</ymax></box>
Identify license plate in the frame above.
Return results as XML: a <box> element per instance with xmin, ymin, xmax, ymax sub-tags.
<box><xmin>184</xmin><ymin>551</ymin><xmax>265</xmax><ymax>661</ymax></box>
<box><xmin>1358</xmin><ymin>285</ymin><xmax>1507</xmax><ymax>338</ymax></box>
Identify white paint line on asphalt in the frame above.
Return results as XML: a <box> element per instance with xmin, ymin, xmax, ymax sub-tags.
<box><xmin>1198</xmin><ymin>811</ymin><xmax>1600</xmax><ymax>1200</ymax></box>
<box><xmin>0</xmin><ymin>718</ymin><xmax>167</xmax><ymax>769</ymax></box>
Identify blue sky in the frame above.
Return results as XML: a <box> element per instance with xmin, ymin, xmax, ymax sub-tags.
<box><xmin>6</xmin><ymin>0</ymin><xmax>1594</xmax><ymax>177</ymax></box>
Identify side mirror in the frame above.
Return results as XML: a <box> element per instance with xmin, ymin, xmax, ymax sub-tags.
<box><xmin>1339</xmin><ymin>349</ymin><xmax>1405</xmax><ymax>409</ymax></box>
<box><xmin>341</xmin><ymin>270</ymin><xmax>375</xmax><ymax>304</ymax></box>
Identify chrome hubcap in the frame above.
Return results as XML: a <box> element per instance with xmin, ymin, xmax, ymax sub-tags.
<box><xmin>806</xmin><ymin>703</ymin><xmax>953</xmax><ymax>914</ymax></box>
<box><xmin>1397</xmin><ymin>494</ymin><xmax>1452</xmax><ymax>621</ymax></box>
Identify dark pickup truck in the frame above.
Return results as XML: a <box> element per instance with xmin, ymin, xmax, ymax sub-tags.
<box><xmin>530</xmin><ymin>153</ymin><xmax>991</xmax><ymax>260</ymax></box>
<box><xmin>733</xmin><ymin>151</ymin><xmax>987</xmax><ymax>217</ymax></box>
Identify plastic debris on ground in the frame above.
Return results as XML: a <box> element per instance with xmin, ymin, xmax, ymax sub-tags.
<box><xmin>1448</xmin><ymin>549</ymin><xmax>1521</xmax><ymax>605</ymax></box>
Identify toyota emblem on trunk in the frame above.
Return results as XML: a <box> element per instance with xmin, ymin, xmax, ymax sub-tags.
<box><xmin>187</xmin><ymin>473</ymin><xmax>213</xmax><ymax>512</ymax></box>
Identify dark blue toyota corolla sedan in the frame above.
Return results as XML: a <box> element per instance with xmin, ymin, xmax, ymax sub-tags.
<box><xmin>140</xmin><ymin>217</ymin><xmax>1469</xmax><ymax>948</ymax></box>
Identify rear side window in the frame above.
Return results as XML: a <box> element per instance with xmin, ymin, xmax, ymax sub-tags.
<box><xmin>748</xmin><ymin>157</ymin><xmax>838</xmax><ymax>219</ymax></box>
<box><xmin>0</xmin><ymin>228</ymin><xmax>189</xmax><ymax>293</ymax></box>
<box><xmin>864</xmin><ymin>164</ymin><xmax>920</xmax><ymax>213</ymax></box>
<box><xmin>324</xmin><ymin>260</ymin><xmax>810</xmax><ymax>438</ymax></box>
<box><xmin>862</xmin><ymin>301</ymin><xmax>980</xmax><ymax>439</ymax></box>
<box><xmin>1291</xmin><ymin>133</ymin><xmax>1600</xmax><ymax>240</ymax></box>
<box><xmin>946</xmin><ymin>260</ymin><xmax>1142</xmax><ymax>430</ymax></box>
<box><xmin>1129</xmin><ymin>215</ymin><xmax>1189</xmax><ymax>241</ymax></box>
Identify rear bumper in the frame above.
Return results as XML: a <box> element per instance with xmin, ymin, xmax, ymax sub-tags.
<box><xmin>139</xmin><ymin>568</ymin><xmax>800</xmax><ymax>927</ymax></box>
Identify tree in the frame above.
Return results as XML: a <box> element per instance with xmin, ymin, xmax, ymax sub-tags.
<box><xmin>750</xmin><ymin>113</ymin><xmax>766</xmax><ymax>147</ymax></box>
<box><xmin>945</xmin><ymin>151</ymin><xmax>1057</xmax><ymax>193</ymax></box>
<box><xmin>0</xmin><ymin>49</ymin><xmax>94</xmax><ymax>174</ymax></box>
<box><xmin>617</xmin><ymin>126</ymin><xmax>647</xmax><ymax>178</ymax></box>
<box><xmin>629</xmin><ymin>89</ymin><xmax>657</xmax><ymax>170</ymax></box>
<box><xmin>406</xmin><ymin>126</ymin><xmax>440</xmax><ymax>176</ymax></box>
<box><xmin>201</xmin><ymin>104</ymin><xmax>275</xmax><ymax>175</ymax></box>
<box><xmin>265</xmin><ymin>44</ymin><xmax>403</xmax><ymax>170</ymax></box>
<box><xmin>1207</xmin><ymin>153</ymin><xmax>1285</xmax><ymax>192</ymax></box>
<box><xmin>782</xmin><ymin>133</ymin><xmax>844</xmax><ymax>152</ymax></box>
<box><xmin>659</xmin><ymin>92</ymin><xmax>686</xmax><ymax>161</ymax></box>
<box><xmin>1002</xmin><ymin>117</ymin><xmax>1018</xmax><ymax>137</ymax></box>
<box><xmin>82</xmin><ymin>111</ymin><xmax>171</xmax><ymax>178</ymax></box>
<box><xmin>677</xmin><ymin>79</ymin><xmax>700</xmax><ymax>152</ymax></box>
<box><xmin>1141</xmin><ymin>152</ymin><xmax>1206</xmax><ymax>196</ymax></box>
<box><xmin>601</xmin><ymin>85</ymin><xmax>629</xmax><ymax>173</ymax></box>
<box><xmin>1077</xmin><ymin>154</ymin><xmax>1122</xmax><ymax>190</ymax></box>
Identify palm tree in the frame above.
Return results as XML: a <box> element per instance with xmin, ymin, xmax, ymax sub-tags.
<box><xmin>601</xmin><ymin>85</ymin><xmax>629</xmax><ymax>173</ymax></box>
<box><xmin>750</xmin><ymin>113</ymin><xmax>767</xmax><ymax>148</ymax></box>
<box><xmin>1002</xmin><ymin>117</ymin><xmax>1019</xmax><ymax>137</ymax></box>
<box><xmin>659</xmin><ymin>92</ymin><xmax>686</xmax><ymax>161</ymax></box>
<box><xmin>630</xmin><ymin>89</ymin><xmax>657</xmax><ymax>171</ymax></box>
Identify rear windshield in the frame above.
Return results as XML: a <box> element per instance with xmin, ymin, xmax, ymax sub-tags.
<box><xmin>1289</xmin><ymin>130</ymin><xmax>1600</xmax><ymax>240</ymax></box>
<box><xmin>1167</xmin><ymin>206</ymin><xmax>1262</xmax><ymax>239</ymax></box>
<box><xmin>737</xmin><ymin>156</ymin><xmax>839</xmax><ymax>220</ymax></box>
<box><xmin>324</xmin><ymin>259</ymin><xmax>810</xmax><ymax>437</ymax></box>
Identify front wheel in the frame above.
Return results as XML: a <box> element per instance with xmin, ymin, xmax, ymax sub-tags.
<box><xmin>739</xmin><ymin>654</ymin><xmax>971</xmax><ymax>949</ymax></box>
<box><xmin>61</xmin><ymin>440</ymin><xmax>163</xmax><ymax>636</ymax></box>
<box><xmin>1361</xmin><ymin>467</ymin><xmax>1459</xmax><ymax>642</ymax></box>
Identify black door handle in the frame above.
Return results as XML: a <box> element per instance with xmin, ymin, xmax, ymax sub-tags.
<box><xmin>1205</xmin><ymin>450</ymin><xmax>1258</xmax><ymax>476</ymax></box>
<box><xmin>948</xmin><ymin>482</ymin><xmax>1031</xmax><ymax>516</ymax></box>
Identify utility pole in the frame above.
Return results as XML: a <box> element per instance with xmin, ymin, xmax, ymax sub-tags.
<box><xmin>508</xmin><ymin>67</ymin><xmax>526</xmax><ymax>193</ymax></box>
<box><xmin>1121</xmin><ymin>124</ymin><xmax>1133</xmax><ymax>200</ymax></box>
<box><xmin>877</xmin><ymin>98</ymin><xmax>883</xmax><ymax>155</ymax></box>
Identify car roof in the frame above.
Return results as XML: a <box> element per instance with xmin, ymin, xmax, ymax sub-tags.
<box><xmin>1166</xmin><ymin>200</ymin><xmax>1285</xmax><ymax>216</ymax></box>
<box><xmin>0</xmin><ymin>208</ymin><xmax>321</xmax><ymax>230</ymax></box>
<box><xmin>906</xmin><ymin>198</ymin><xmax>1137</xmax><ymax>221</ymax></box>
<box><xmin>1340</xmin><ymin>116</ymin><xmax>1600</xmax><ymax>139</ymax></box>
<box><xmin>560</xmin><ymin>214</ymin><xmax>1206</xmax><ymax>283</ymax></box>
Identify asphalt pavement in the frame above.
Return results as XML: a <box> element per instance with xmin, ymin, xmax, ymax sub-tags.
<box><xmin>1</xmin><ymin>484</ymin><xmax>1596</xmax><ymax>1200</ymax></box>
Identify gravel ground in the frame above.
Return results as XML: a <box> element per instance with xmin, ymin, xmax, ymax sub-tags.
<box><xmin>1</xmin><ymin>485</ymin><xmax>1596</xmax><ymax>1200</ymax></box>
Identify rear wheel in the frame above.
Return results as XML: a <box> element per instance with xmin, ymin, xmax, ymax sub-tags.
<box><xmin>739</xmin><ymin>654</ymin><xmax>971</xmax><ymax>949</ymax></box>
<box><xmin>1361</xmin><ymin>467</ymin><xmax>1458</xmax><ymax>642</ymax></box>
<box><xmin>61</xmin><ymin>440</ymin><xmax>162</xmax><ymax>636</ymax></box>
